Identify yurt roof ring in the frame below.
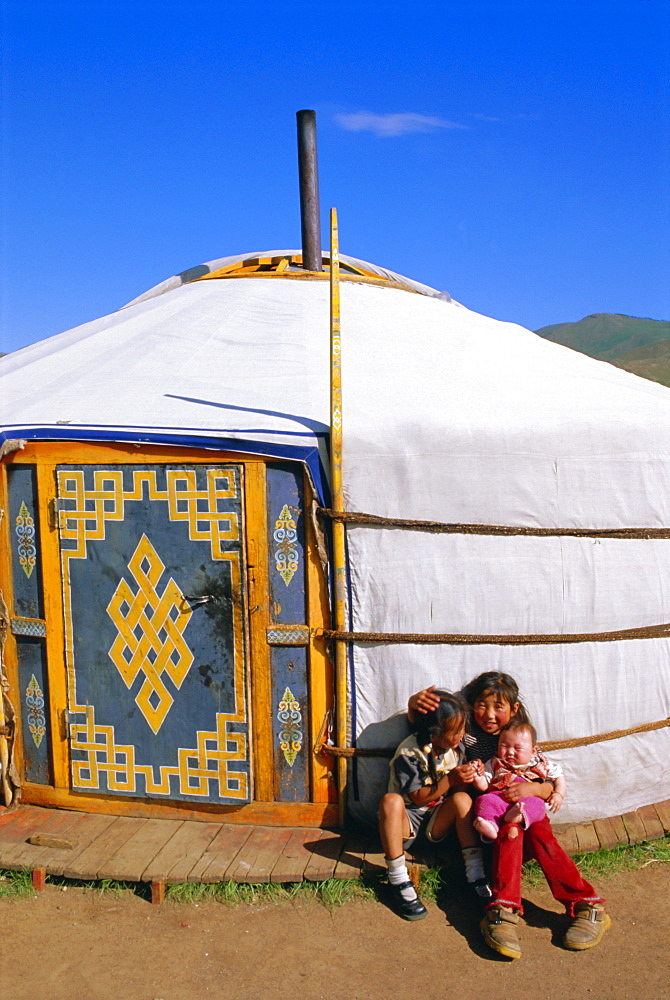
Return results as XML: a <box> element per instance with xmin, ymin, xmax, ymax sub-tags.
<box><xmin>124</xmin><ymin>249</ymin><xmax>451</xmax><ymax>308</ymax></box>
<box><xmin>189</xmin><ymin>252</ymin><xmax>435</xmax><ymax>294</ymax></box>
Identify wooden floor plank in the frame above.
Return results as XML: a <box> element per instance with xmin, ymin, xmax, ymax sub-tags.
<box><xmin>23</xmin><ymin>808</ymin><xmax>86</xmax><ymax>839</ymax></box>
<box><xmin>0</xmin><ymin>807</ymin><xmax>16</xmax><ymax>830</ymax></box>
<box><xmin>622</xmin><ymin>810</ymin><xmax>647</xmax><ymax>845</ymax></box>
<box><xmin>103</xmin><ymin>819</ymin><xmax>185</xmax><ymax>883</ymax></box>
<box><xmin>0</xmin><ymin>806</ymin><xmax>54</xmax><ymax>863</ymax></box>
<box><xmin>574</xmin><ymin>822</ymin><xmax>600</xmax><ymax>854</ymax></box>
<box><xmin>333</xmin><ymin>831</ymin><xmax>367</xmax><ymax>880</ymax></box>
<box><xmin>158</xmin><ymin>822</ymin><xmax>222</xmax><ymax>883</ymax></box>
<box><xmin>361</xmin><ymin>838</ymin><xmax>386</xmax><ymax>876</ymax></box>
<box><xmin>142</xmin><ymin>821</ymin><xmax>212</xmax><ymax>883</ymax></box>
<box><xmin>0</xmin><ymin>805</ymin><xmax>47</xmax><ymax>835</ymax></box>
<box><xmin>606</xmin><ymin>813</ymin><xmax>629</xmax><ymax>847</ymax></box>
<box><xmin>270</xmin><ymin>828</ymin><xmax>315</xmax><ymax>883</ymax></box>
<box><xmin>0</xmin><ymin>813</ymin><xmax>55</xmax><ymax>867</ymax></box>
<box><xmin>0</xmin><ymin>808</ymin><xmax>80</xmax><ymax>869</ymax></box>
<box><xmin>45</xmin><ymin>813</ymin><xmax>118</xmax><ymax>877</ymax></box>
<box><xmin>303</xmin><ymin>829</ymin><xmax>343</xmax><ymax>882</ymax></box>
<box><xmin>638</xmin><ymin>804</ymin><xmax>665</xmax><ymax>841</ymax></box>
<box><xmin>653</xmin><ymin>799</ymin><xmax>670</xmax><ymax>833</ymax></box>
<box><xmin>193</xmin><ymin>825</ymin><xmax>254</xmax><ymax>883</ymax></box>
<box><xmin>1</xmin><ymin>809</ymin><xmax>86</xmax><ymax>869</ymax></box>
<box><xmin>226</xmin><ymin>826</ymin><xmax>293</xmax><ymax>884</ymax></box>
<box><xmin>60</xmin><ymin>816</ymin><xmax>143</xmax><ymax>880</ymax></box>
<box><xmin>553</xmin><ymin>824</ymin><xmax>579</xmax><ymax>855</ymax></box>
<box><xmin>2</xmin><ymin>797</ymin><xmax>665</xmax><ymax>887</ymax></box>
<box><xmin>593</xmin><ymin>816</ymin><xmax>625</xmax><ymax>851</ymax></box>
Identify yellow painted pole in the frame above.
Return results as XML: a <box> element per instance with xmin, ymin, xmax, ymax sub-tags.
<box><xmin>329</xmin><ymin>208</ymin><xmax>348</xmax><ymax>826</ymax></box>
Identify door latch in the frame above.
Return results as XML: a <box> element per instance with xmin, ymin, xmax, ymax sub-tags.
<box><xmin>184</xmin><ymin>595</ymin><xmax>216</xmax><ymax>606</ymax></box>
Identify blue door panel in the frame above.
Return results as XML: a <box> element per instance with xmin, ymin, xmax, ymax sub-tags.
<box><xmin>266</xmin><ymin>463</ymin><xmax>309</xmax><ymax>801</ymax></box>
<box><xmin>16</xmin><ymin>636</ymin><xmax>51</xmax><ymax>785</ymax></box>
<box><xmin>6</xmin><ymin>465</ymin><xmax>51</xmax><ymax>784</ymax></box>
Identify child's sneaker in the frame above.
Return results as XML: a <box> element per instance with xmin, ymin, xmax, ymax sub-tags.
<box><xmin>563</xmin><ymin>902</ymin><xmax>611</xmax><ymax>950</ymax></box>
<box><xmin>480</xmin><ymin>905</ymin><xmax>521</xmax><ymax>959</ymax></box>
<box><xmin>389</xmin><ymin>880</ymin><xmax>428</xmax><ymax>921</ymax></box>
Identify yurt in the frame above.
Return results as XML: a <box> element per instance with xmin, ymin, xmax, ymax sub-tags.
<box><xmin>2</xmin><ymin>238</ymin><xmax>670</xmax><ymax>832</ymax></box>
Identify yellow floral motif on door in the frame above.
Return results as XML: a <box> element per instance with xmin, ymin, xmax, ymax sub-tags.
<box><xmin>107</xmin><ymin>534</ymin><xmax>193</xmax><ymax>735</ymax></box>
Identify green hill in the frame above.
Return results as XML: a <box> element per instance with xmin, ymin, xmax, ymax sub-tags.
<box><xmin>535</xmin><ymin>314</ymin><xmax>670</xmax><ymax>362</ymax></box>
<box><xmin>535</xmin><ymin>313</ymin><xmax>670</xmax><ymax>388</ymax></box>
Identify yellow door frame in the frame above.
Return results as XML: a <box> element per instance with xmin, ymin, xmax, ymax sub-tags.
<box><xmin>0</xmin><ymin>440</ymin><xmax>336</xmax><ymax>827</ymax></box>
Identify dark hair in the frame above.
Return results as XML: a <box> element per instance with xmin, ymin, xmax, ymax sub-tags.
<box><xmin>499</xmin><ymin>719</ymin><xmax>537</xmax><ymax>745</ymax></box>
<box><xmin>412</xmin><ymin>689</ymin><xmax>468</xmax><ymax>790</ymax></box>
<box><xmin>461</xmin><ymin>671</ymin><xmax>531</xmax><ymax>725</ymax></box>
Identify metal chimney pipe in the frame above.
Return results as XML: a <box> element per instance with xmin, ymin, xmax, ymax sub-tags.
<box><xmin>296</xmin><ymin>110</ymin><xmax>322</xmax><ymax>271</ymax></box>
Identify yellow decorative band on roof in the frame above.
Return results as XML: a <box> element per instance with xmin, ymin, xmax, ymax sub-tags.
<box><xmin>189</xmin><ymin>253</ymin><xmax>424</xmax><ymax>294</ymax></box>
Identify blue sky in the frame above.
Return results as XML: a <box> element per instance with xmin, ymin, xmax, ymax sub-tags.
<box><xmin>1</xmin><ymin>0</ymin><xmax>668</xmax><ymax>353</ymax></box>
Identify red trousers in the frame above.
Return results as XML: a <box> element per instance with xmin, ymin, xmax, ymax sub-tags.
<box><xmin>488</xmin><ymin>816</ymin><xmax>604</xmax><ymax>917</ymax></box>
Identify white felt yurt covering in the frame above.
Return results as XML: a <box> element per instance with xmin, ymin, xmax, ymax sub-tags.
<box><xmin>2</xmin><ymin>251</ymin><xmax>670</xmax><ymax>826</ymax></box>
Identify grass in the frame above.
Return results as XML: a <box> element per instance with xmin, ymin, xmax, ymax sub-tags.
<box><xmin>522</xmin><ymin>835</ymin><xmax>670</xmax><ymax>888</ymax></box>
<box><xmin>165</xmin><ymin>876</ymin><xmax>376</xmax><ymax>906</ymax></box>
<box><xmin>1</xmin><ymin>836</ymin><xmax>667</xmax><ymax>906</ymax></box>
<box><xmin>0</xmin><ymin>869</ymin><xmax>34</xmax><ymax>899</ymax></box>
<box><xmin>417</xmin><ymin>865</ymin><xmax>445</xmax><ymax>904</ymax></box>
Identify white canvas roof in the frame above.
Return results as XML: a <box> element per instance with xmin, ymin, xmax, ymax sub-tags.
<box><xmin>2</xmin><ymin>252</ymin><xmax>670</xmax><ymax>825</ymax></box>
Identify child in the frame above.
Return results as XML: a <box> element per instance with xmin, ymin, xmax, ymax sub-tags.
<box><xmin>410</xmin><ymin>671</ymin><xmax>528</xmax><ymax>766</ymax></box>
<box><xmin>409</xmin><ymin>672</ymin><xmax>610</xmax><ymax>955</ymax></box>
<box><xmin>472</xmin><ymin>720</ymin><xmax>566</xmax><ymax>841</ymax></box>
<box><xmin>378</xmin><ymin>691</ymin><xmax>490</xmax><ymax>921</ymax></box>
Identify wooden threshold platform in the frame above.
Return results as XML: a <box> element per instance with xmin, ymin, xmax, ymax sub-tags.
<box><xmin>0</xmin><ymin>801</ymin><xmax>668</xmax><ymax>900</ymax></box>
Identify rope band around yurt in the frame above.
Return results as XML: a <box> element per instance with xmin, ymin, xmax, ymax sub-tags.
<box><xmin>313</xmin><ymin>715</ymin><xmax>670</xmax><ymax>759</ymax></box>
<box><xmin>318</xmin><ymin>507</ymin><xmax>670</xmax><ymax>539</ymax></box>
<box><xmin>321</xmin><ymin>621</ymin><xmax>670</xmax><ymax>644</ymax></box>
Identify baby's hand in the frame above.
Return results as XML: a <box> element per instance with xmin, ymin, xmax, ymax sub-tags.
<box><xmin>453</xmin><ymin>762</ymin><xmax>478</xmax><ymax>784</ymax></box>
<box><xmin>471</xmin><ymin>759</ymin><xmax>485</xmax><ymax>777</ymax></box>
<box><xmin>547</xmin><ymin>791</ymin><xmax>564</xmax><ymax>813</ymax></box>
<box><xmin>409</xmin><ymin>685</ymin><xmax>441</xmax><ymax>715</ymax></box>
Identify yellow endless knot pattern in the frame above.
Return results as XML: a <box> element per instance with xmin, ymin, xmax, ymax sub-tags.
<box><xmin>107</xmin><ymin>534</ymin><xmax>193</xmax><ymax>735</ymax></box>
<box><xmin>70</xmin><ymin>704</ymin><xmax>248</xmax><ymax>799</ymax></box>
<box><xmin>58</xmin><ymin>467</ymin><xmax>240</xmax><ymax>563</ymax></box>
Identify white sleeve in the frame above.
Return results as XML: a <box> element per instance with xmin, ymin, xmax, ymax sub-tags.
<box><xmin>481</xmin><ymin>759</ymin><xmax>495</xmax><ymax>787</ymax></box>
<box><xmin>546</xmin><ymin>758</ymin><xmax>563</xmax><ymax>781</ymax></box>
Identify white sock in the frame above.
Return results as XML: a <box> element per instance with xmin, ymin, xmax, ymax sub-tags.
<box><xmin>386</xmin><ymin>855</ymin><xmax>417</xmax><ymax>901</ymax></box>
<box><xmin>462</xmin><ymin>846</ymin><xmax>486</xmax><ymax>883</ymax></box>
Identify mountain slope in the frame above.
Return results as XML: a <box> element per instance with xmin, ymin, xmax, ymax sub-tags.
<box><xmin>535</xmin><ymin>313</ymin><xmax>670</xmax><ymax>388</ymax></box>
<box><xmin>535</xmin><ymin>314</ymin><xmax>670</xmax><ymax>362</ymax></box>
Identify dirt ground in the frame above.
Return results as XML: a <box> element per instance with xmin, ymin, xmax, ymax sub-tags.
<box><xmin>5</xmin><ymin>862</ymin><xmax>670</xmax><ymax>1000</ymax></box>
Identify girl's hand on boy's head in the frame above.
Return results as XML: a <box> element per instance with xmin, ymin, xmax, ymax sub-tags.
<box><xmin>409</xmin><ymin>686</ymin><xmax>441</xmax><ymax>716</ymax></box>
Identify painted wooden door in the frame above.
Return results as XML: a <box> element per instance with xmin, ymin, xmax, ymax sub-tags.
<box><xmin>56</xmin><ymin>464</ymin><xmax>250</xmax><ymax>804</ymax></box>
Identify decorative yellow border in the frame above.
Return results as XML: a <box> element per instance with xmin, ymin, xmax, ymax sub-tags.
<box><xmin>59</xmin><ymin>465</ymin><xmax>249</xmax><ymax>800</ymax></box>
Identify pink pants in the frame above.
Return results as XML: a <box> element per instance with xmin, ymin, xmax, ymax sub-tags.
<box><xmin>487</xmin><ymin>816</ymin><xmax>605</xmax><ymax>916</ymax></box>
<box><xmin>476</xmin><ymin>781</ymin><xmax>546</xmax><ymax>838</ymax></box>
